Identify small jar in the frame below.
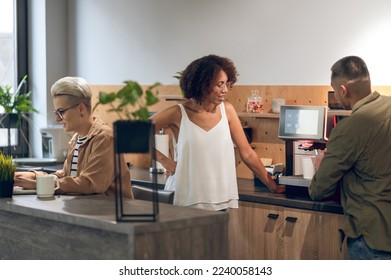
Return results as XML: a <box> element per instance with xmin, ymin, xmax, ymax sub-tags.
<box><xmin>247</xmin><ymin>90</ymin><xmax>263</xmax><ymax>113</ymax></box>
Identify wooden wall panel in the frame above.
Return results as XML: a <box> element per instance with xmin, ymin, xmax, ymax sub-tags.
<box><xmin>226</xmin><ymin>85</ymin><xmax>332</xmax><ymax>113</ymax></box>
<box><xmin>228</xmin><ymin>85</ymin><xmax>330</xmax><ymax>179</ymax></box>
<box><xmin>372</xmin><ymin>86</ymin><xmax>391</xmax><ymax>95</ymax></box>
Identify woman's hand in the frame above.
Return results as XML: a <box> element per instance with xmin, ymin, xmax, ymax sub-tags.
<box><xmin>14</xmin><ymin>171</ymin><xmax>36</xmax><ymax>189</ymax></box>
<box><xmin>272</xmin><ymin>184</ymin><xmax>286</xmax><ymax>194</ymax></box>
<box><xmin>163</xmin><ymin>159</ymin><xmax>177</xmax><ymax>176</ymax></box>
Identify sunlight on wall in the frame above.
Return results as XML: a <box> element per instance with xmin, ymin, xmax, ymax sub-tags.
<box><xmin>351</xmin><ymin>19</ymin><xmax>391</xmax><ymax>85</ymax></box>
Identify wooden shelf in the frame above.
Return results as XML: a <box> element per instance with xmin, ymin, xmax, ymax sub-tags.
<box><xmin>237</xmin><ymin>112</ymin><xmax>280</xmax><ymax>119</ymax></box>
<box><xmin>238</xmin><ymin>110</ymin><xmax>351</xmax><ymax>119</ymax></box>
<box><xmin>158</xmin><ymin>95</ymin><xmax>184</xmax><ymax>101</ymax></box>
<box><xmin>328</xmin><ymin>109</ymin><xmax>351</xmax><ymax>116</ymax></box>
<box><xmin>234</xmin><ymin>143</ymin><xmax>257</xmax><ymax>149</ymax></box>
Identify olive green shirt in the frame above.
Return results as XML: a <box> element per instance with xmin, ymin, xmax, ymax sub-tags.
<box><xmin>309</xmin><ymin>91</ymin><xmax>391</xmax><ymax>252</ymax></box>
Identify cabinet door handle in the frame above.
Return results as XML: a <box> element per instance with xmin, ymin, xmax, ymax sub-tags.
<box><xmin>267</xmin><ymin>213</ymin><xmax>279</xmax><ymax>219</ymax></box>
<box><xmin>285</xmin><ymin>216</ymin><xmax>297</xmax><ymax>223</ymax></box>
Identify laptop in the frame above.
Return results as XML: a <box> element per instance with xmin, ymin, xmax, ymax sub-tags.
<box><xmin>13</xmin><ymin>186</ymin><xmax>36</xmax><ymax>195</ymax></box>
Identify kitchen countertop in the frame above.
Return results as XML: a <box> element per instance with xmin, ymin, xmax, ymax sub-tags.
<box><xmin>0</xmin><ymin>193</ymin><xmax>228</xmax><ymax>259</ymax></box>
<box><xmin>17</xmin><ymin>164</ymin><xmax>343</xmax><ymax>215</ymax></box>
<box><xmin>1</xmin><ymin>194</ymin><xmax>226</xmax><ymax>235</ymax></box>
<box><xmin>236</xmin><ymin>178</ymin><xmax>342</xmax><ymax>214</ymax></box>
<box><xmin>129</xmin><ymin>167</ymin><xmax>343</xmax><ymax>215</ymax></box>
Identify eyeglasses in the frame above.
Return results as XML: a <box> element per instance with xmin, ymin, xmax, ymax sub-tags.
<box><xmin>53</xmin><ymin>104</ymin><xmax>79</xmax><ymax>120</ymax></box>
<box><xmin>216</xmin><ymin>81</ymin><xmax>232</xmax><ymax>90</ymax></box>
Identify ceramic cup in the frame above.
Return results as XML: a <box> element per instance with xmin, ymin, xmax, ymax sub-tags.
<box><xmin>36</xmin><ymin>175</ymin><xmax>59</xmax><ymax>198</ymax></box>
<box><xmin>301</xmin><ymin>156</ymin><xmax>316</xmax><ymax>179</ymax></box>
<box><xmin>271</xmin><ymin>98</ymin><xmax>286</xmax><ymax>113</ymax></box>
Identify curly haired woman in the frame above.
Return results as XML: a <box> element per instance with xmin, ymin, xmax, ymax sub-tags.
<box><xmin>151</xmin><ymin>54</ymin><xmax>284</xmax><ymax>211</ymax></box>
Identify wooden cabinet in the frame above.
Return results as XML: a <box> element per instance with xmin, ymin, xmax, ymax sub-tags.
<box><xmin>229</xmin><ymin>201</ymin><xmax>347</xmax><ymax>259</ymax></box>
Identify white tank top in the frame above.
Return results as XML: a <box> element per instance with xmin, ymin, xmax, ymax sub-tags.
<box><xmin>165</xmin><ymin>103</ymin><xmax>238</xmax><ymax>211</ymax></box>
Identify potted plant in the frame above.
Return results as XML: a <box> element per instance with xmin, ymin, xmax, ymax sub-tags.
<box><xmin>0</xmin><ymin>75</ymin><xmax>38</xmax><ymax>155</ymax></box>
<box><xmin>173</xmin><ymin>71</ymin><xmax>183</xmax><ymax>82</ymax></box>
<box><xmin>173</xmin><ymin>71</ymin><xmax>184</xmax><ymax>96</ymax></box>
<box><xmin>93</xmin><ymin>80</ymin><xmax>161</xmax><ymax>222</ymax></box>
<box><xmin>0</xmin><ymin>151</ymin><xmax>16</xmax><ymax>198</ymax></box>
<box><xmin>93</xmin><ymin>80</ymin><xmax>160</xmax><ymax>121</ymax></box>
<box><xmin>93</xmin><ymin>80</ymin><xmax>160</xmax><ymax>153</ymax></box>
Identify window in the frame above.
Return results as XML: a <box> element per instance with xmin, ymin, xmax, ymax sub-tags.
<box><xmin>0</xmin><ymin>0</ymin><xmax>29</xmax><ymax>157</ymax></box>
<box><xmin>0</xmin><ymin>0</ymin><xmax>15</xmax><ymax>88</ymax></box>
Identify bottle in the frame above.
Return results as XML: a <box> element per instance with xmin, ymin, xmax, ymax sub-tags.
<box><xmin>247</xmin><ymin>90</ymin><xmax>263</xmax><ymax>113</ymax></box>
<box><xmin>150</xmin><ymin>128</ymin><xmax>169</xmax><ymax>173</ymax></box>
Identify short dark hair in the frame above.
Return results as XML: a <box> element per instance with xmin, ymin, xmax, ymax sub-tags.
<box><xmin>331</xmin><ymin>56</ymin><xmax>370</xmax><ymax>83</ymax></box>
<box><xmin>180</xmin><ymin>54</ymin><xmax>238</xmax><ymax>104</ymax></box>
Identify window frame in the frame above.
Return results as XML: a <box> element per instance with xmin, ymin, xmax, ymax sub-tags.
<box><xmin>0</xmin><ymin>0</ymin><xmax>29</xmax><ymax>157</ymax></box>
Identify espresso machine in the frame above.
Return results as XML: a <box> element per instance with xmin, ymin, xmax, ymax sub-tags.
<box><xmin>276</xmin><ymin>105</ymin><xmax>341</xmax><ymax>196</ymax></box>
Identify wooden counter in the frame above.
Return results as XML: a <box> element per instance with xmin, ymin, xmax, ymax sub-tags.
<box><xmin>21</xmin><ymin>165</ymin><xmax>342</xmax><ymax>214</ymax></box>
<box><xmin>0</xmin><ymin>194</ymin><xmax>228</xmax><ymax>260</ymax></box>
<box><xmin>129</xmin><ymin>167</ymin><xmax>343</xmax><ymax>214</ymax></box>
<box><xmin>128</xmin><ymin>168</ymin><xmax>346</xmax><ymax>260</ymax></box>
<box><xmin>229</xmin><ymin>180</ymin><xmax>345</xmax><ymax>260</ymax></box>
<box><xmin>15</xmin><ymin>165</ymin><xmax>345</xmax><ymax>260</ymax></box>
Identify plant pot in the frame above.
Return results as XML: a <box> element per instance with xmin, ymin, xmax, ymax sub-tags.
<box><xmin>113</xmin><ymin>120</ymin><xmax>154</xmax><ymax>154</ymax></box>
<box><xmin>112</xmin><ymin>120</ymin><xmax>159</xmax><ymax>222</ymax></box>
<box><xmin>0</xmin><ymin>180</ymin><xmax>14</xmax><ymax>198</ymax></box>
<box><xmin>0</xmin><ymin>113</ymin><xmax>30</xmax><ymax>157</ymax></box>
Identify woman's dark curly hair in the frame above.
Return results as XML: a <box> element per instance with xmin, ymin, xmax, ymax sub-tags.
<box><xmin>180</xmin><ymin>54</ymin><xmax>238</xmax><ymax>104</ymax></box>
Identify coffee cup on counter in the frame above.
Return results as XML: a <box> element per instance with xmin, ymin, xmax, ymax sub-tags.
<box><xmin>271</xmin><ymin>98</ymin><xmax>285</xmax><ymax>113</ymax></box>
<box><xmin>301</xmin><ymin>156</ymin><xmax>316</xmax><ymax>179</ymax></box>
<box><xmin>301</xmin><ymin>155</ymin><xmax>323</xmax><ymax>179</ymax></box>
<box><xmin>36</xmin><ymin>175</ymin><xmax>60</xmax><ymax>198</ymax></box>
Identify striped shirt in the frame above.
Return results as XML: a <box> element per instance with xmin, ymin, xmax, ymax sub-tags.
<box><xmin>70</xmin><ymin>135</ymin><xmax>87</xmax><ymax>176</ymax></box>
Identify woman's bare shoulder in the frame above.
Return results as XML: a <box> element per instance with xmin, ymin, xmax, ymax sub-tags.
<box><xmin>150</xmin><ymin>103</ymin><xmax>183</xmax><ymax>126</ymax></box>
<box><xmin>153</xmin><ymin>103</ymin><xmax>180</xmax><ymax>116</ymax></box>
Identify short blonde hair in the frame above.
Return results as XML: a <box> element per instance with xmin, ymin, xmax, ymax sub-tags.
<box><xmin>51</xmin><ymin>76</ymin><xmax>92</xmax><ymax>107</ymax></box>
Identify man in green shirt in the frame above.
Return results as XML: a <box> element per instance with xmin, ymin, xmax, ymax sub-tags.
<box><xmin>309</xmin><ymin>56</ymin><xmax>391</xmax><ymax>259</ymax></box>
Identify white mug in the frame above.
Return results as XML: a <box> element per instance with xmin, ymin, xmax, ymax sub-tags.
<box><xmin>36</xmin><ymin>175</ymin><xmax>60</xmax><ymax>198</ymax></box>
<box><xmin>301</xmin><ymin>156</ymin><xmax>316</xmax><ymax>179</ymax></box>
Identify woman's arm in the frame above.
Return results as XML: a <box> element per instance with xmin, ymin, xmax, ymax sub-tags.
<box><xmin>149</xmin><ymin>105</ymin><xmax>181</xmax><ymax>175</ymax></box>
<box><xmin>14</xmin><ymin>170</ymin><xmax>48</xmax><ymax>189</ymax></box>
<box><xmin>225</xmin><ymin>102</ymin><xmax>285</xmax><ymax>193</ymax></box>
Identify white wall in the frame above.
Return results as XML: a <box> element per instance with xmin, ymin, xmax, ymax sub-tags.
<box><xmin>67</xmin><ymin>0</ymin><xmax>391</xmax><ymax>85</ymax></box>
<box><xmin>29</xmin><ymin>0</ymin><xmax>69</xmax><ymax>157</ymax></box>
<box><xmin>27</xmin><ymin>0</ymin><xmax>391</xmax><ymax>157</ymax></box>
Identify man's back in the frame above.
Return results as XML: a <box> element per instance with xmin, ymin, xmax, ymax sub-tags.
<box><xmin>310</xmin><ymin>91</ymin><xmax>391</xmax><ymax>252</ymax></box>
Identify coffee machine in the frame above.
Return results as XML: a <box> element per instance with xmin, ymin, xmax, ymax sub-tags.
<box><xmin>276</xmin><ymin>105</ymin><xmax>346</xmax><ymax>195</ymax></box>
<box><xmin>40</xmin><ymin>126</ymin><xmax>72</xmax><ymax>162</ymax></box>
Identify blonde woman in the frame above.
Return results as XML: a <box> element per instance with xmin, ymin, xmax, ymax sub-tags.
<box><xmin>14</xmin><ymin>77</ymin><xmax>133</xmax><ymax>198</ymax></box>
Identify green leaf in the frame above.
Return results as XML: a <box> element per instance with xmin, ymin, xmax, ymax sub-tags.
<box><xmin>0</xmin><ymin>75</ymin><xmax>38</xmax><ymax>121</ymax></box>
<box><xmin>92</xmin><ymin>80</ymin><xmax>160</xmax><ymax>120</ymax></box>
<box><xmin>146</xmin><ymin>89</ymin><xmax>159</xmax><ymax>106</ymax></box>
<box><xmin>0</xmin><ymin>151</ymin><xmax>16</xmax><ymax>181</ymax></box>
<box><xmin>98</xmin><ymin>91</ymin><xmax>117</xmax><ymax>104</ymax></box>
<box><xmin>133</xmin><ymin>107</ymin><xmax>149</xmax><ymax>121</ymax></box>
<box><xmin>120</xmin><ymin>88</ymin><xmax>138</xmax><ymax>106</ymax></box>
